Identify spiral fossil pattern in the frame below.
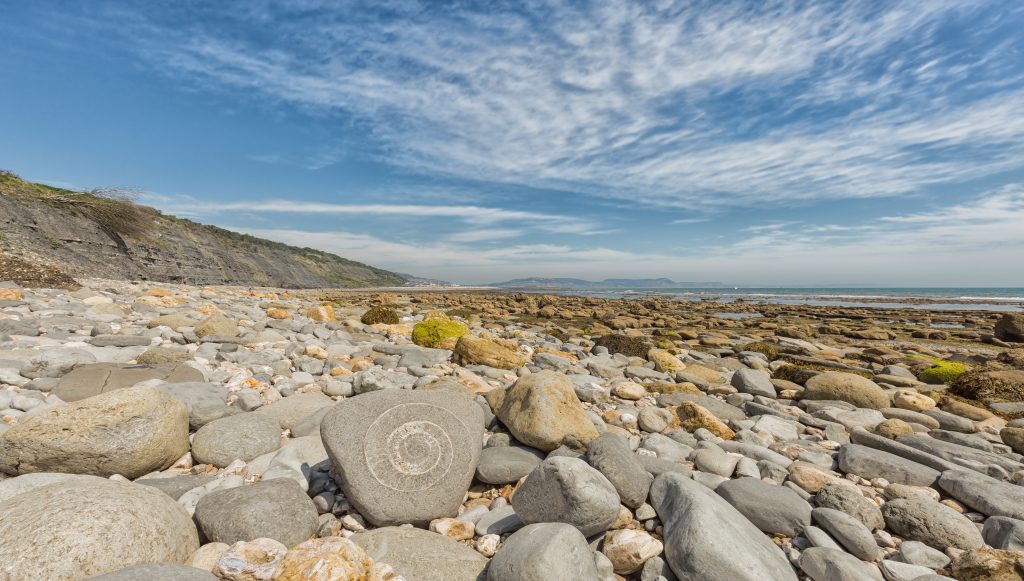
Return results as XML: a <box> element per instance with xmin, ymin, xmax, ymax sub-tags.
<box><xmin>364</xmin><ymin>403</ymin><xmax>457</xmax><ymax>492</ymax></box>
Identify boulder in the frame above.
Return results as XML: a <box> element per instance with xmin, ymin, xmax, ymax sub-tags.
<box><xmin>353</xmin><ymin>527</ymin><xmax>488</xmax><ymax>581</ymax></box>
<box><xmin>802</xmin><ymin>372</ymin><xmax>890</xmax><ymax>409</ymax></box>
<box><xmin>0</xmin><ymin>387</ymin><xmax>189</xmax><ymax>478</ymax></box>
<box><xmin>938</xmin><ymin>470</ymin><xmax>1024</xmax><ymax>520</ymax></box>
<box><xmin>320</xmin><ymin>389</ymin><xmax>484</xmax><ymax>526</ymax></box>
<box><xmin>512</xmin><ymin>456</ymin><xmax>620</xmax><ymax>537</ymax></box>
<box><xmin>191</xmin><ymin>412</ymin><xmax>282</xmax><ymax>468</ymax></box>
<box><xmin>194</xmin><ymin>479</ymin><xmax>318</xmax><ymax>547</ymax></box>
<box><xmin>995</xmin><ymin>313</ymin><xmax>1024</xmax><ymax>343</ymax></box>
<box><xmin>88</xmin><ymin>564</ymin><xmax>216</xmax><ymax>580</ymax></box>
<box><xmin>487</xmin><ymin>370</ymin><xmax>599</xmax><ymax>452</ymax></box>
<box><xmin>882</xmin><ymin>497</ymin><xmax>984</xmax><ymax>551</ymax></box>
<box><xmin>716</xmin><ymin>477</ymin><xmax>811</xmax><ymax>537</ymax></box>
<box><xmin>650</xmin><ymin>472</ymin><xmax>797</xmax><ymax>581</ymax></box>
<box><xmin>0</xmin><ymin>476</ymin><xmax>198</xmax><ymax>580</ymax></box>
<box><xmin>54</xmin><ymin>362</ymin><xmax>203</xmax><ymax>402</ymax></box>
<box><xmin>255</xmin><ymin>392</ymin><xmax>333</xmax><ymax>429</ymax></box>
<box><xmin>586</xmin><ymin>433</ymin><xmax>653</xmax><ymax>509</ymax></box>
<box><xmin>487</xmin><ymin>523</ymin><xmax>599</xmax><ymax>581</ymax></box>
<box><xmin>194</xmin><ymin>313</ymin><xmax>239</xmax><ymax>338</ymax></box>
<box><xmin>476</xmin><ymin>445</ymin><xmax>545</xmax><ymax>485</ymax></box>
<box><xmin>453</xmin><ymin>335</ymin><xmax>525</xmax><ymax>369</ymax></box>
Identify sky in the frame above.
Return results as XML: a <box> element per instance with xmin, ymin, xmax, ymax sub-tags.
<box><xmin>2</xmin><ymin>1</ymin><xmax>1024</xmax><ymax>286</ymax></box>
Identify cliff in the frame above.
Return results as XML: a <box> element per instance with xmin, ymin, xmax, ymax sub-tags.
<box><xmin>0</xmin><ymin>171</ymin><xmax>407</xmax><ymax>288</ymax></box>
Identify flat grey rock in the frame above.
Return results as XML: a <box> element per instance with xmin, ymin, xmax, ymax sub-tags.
<box><xmin>475</xmin><ymin>505</ymin><xmax>523</xmax><ymax>536</ymax></box>
<box><xmin>487</xmin><ymin>523</ymin><xmax>598</xmax><ymax>581</ymax></box>
<box><xmin>938</xmin><ymin>469</ymin><xmax>1024</xmax><ymax>520</ymax></box>
<box><xmin>587</xmin><ymin>433</ymin><xmax>653</xmax><ymax>508</ymax></box>
<box><xmin>894</xmin><ymin>540</ymin><xmax>950</xmax><ymax>569</ymax></box>
<box><xmin>815</xmin><ymin>482</ymin><xmax>885</xmax><ymax>531</ymax></box>
<box><xmin>812</xmin><ymin>507</ymin><xmax>880</xmax><ymax>561</ymax></box>
<box><xmin>837</xmin><ymin>444</ymin><xmax>939</xmax><ymax>486</ymax></box>
<box><xmin>650</xmin><ymin>472</ymin><xmax>797</xmax><ymax>581</ymax></box>
<box><xmin>87</xmin><ymin>563</ymin><xmax>216</xmax><ymax>580</ymax></box>
<box><xmin>353</xmin><ymin>526</ymin><xmax>488</xmax><ymax>581</ymax></box>
<box><xmin>731</xmin><ymin>368</ymin><xmax>776</xmax><ymax>398</ymax></box>
<box><xmin>799</xmin><ymin>547</ymin><xmax>883</xmax><ymax>581</ymax></box>
<box><xmin>476</xmin><ymin>444</ymin><xmax>545</xmax><ymax>485</ymax></box>
<box><xmin>255</xmin><ymin>392</ymin><xmax>334</xmax><ymax>429</ymax></box>
<box><xmin>191</xmin><ymin>412</ymin><xmax>282</xmax><ymax>468</ymax></box>
<box><xmin>982</xmin><ymin>516</ymin><xmax>1024</xmax><ymax>551</ymax></box>
<box><xmin>156</xmin><ymin>382</ymin><xmax>232</xmax><ymax>430</ymax></box>
<box><xmin>513</xmin><ymin>456</ymin><xmax>620</xmax><ymax>537</ymax></box>
<box><xmin>321</xmin><ymin>389</ymin><xmax>484</xmax><ymax>526</ymax></box>
<box><xmin>716</xmin><ymin>477</ymin><xmax>811</xmax><ymax>537</ymax></box>
<box><xmin>193</xmin><ymin>478</ymin><xmax>318</xmax><ymax>547</ymax></box>
<box><xmin>882</xmin><ymin>496</ymin><xmax>983</xmax><ymax>551</ymax></box>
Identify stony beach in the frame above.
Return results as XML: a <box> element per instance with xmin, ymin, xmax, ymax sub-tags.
<box><xmin>2</xmin><ymin>280</ymin><xmax>1024</xmax><ymax>580</ymax></box>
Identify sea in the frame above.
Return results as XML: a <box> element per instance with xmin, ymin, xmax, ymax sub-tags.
<box><xmin>531</xmin><ymin>287</ymin><xmax>1024</xmax><ymax>313</ymax></box>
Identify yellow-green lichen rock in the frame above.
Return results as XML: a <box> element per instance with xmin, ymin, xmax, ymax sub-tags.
<box><xmin>412</xmin><ymin>319</ymin><xmax>469</xmax><ymax>349</ymax></box>
<box><xmin>648</xmin><ymin>349</ymin><xmax>686</xmax><ymax>374</ymax></box>
<box><xmin>918</xmin><ymin>360</ymin><xmax>968</xmax><ymax>385</ymax></box>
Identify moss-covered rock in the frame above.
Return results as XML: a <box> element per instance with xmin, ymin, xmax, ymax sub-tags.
<box><xmin>654</xmin><ymin>338</ymin><xmax>676</xmax><ymax>350</ymax></box>
<box><xmin>997</xmin><ymin>349</ymin><xmax>1024</xmax><ymax>370</ymax></box>
<box><xmin>773</xmin><ymin>362</ymin><xmax>873</xmax><ymax>384</ymax></box>
<box><xmin>411</xmin><ymin>319</ymin><xmax>469</xmax><ymax>348</ymax></box>
<box><xmin>594</xmin><ymin>334</ymin><xmax>650</xmax><ymax>358</ymax></box>
<box><xmin>951</xmin><ymin>369</ymin><xmax>1024</xmax><ymax>402</ymax></box>
<box><xmin>445</xmin><ymin>307</ymin><xmax>476</xmax><ymax>320</ymax></box>
<box><xmin>739</xmin><ymin>342</ymin><xmax>779</xmax><ymax>360</ymax></box>
<box><xmin>918</xmin><ymin>360</ymin><xmax>969</xmax><ymax>385</ymax></box>
<box><xmin>360</xmin><ymin>306</ymin><xmax>399</xmax><ymax>325</ymax></box>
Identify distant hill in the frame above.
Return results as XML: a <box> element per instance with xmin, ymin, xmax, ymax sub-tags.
<box><xmin>489</xmin><ymin>277</ymin><xmax>724</xmax><ymax>289</ymax></box>
<box><xmin>0</xmin><ymin>170</ymin><xmax>409</xmax><ymax>288</ymax></box>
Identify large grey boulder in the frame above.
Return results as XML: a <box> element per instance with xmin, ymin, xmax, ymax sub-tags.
<box><xmin>0</xmin><ymin>472</ymin><xmax>96</xmax><ymax>503</ymax></box>
<box><xmin>799</xmin><ymin>547</ymin><xmax>883</xmax><ymax>581</ymax></box>
<box><xmin>650</xmin><ymin>472</ymin><xmax>797</xmax><ymax>581</ymax></box>
<box><xmin>587</xmin><ymin>433</ymin><xmax>653</xmax><ymax>508</ymax></box>
<box><xmin>938</xmin><ymin>470</ymin><xmax>1024</xmax><ymax>520</ymax></box>
<box><xmin>19</xmin><ymin>347</ymin><xmax>96</xmax><ymax>379</ymax></box>
<box><xmin>487</xmin><ymin>523</ymin><xmax>599</xmax><ymax>581</ymax></box>
<box><xmin>802</xmin><ymin>372</ymin><xmax>890</xmax><ymax>409</ymax></box>
<box><xmin>882</xmin><ymin>497</ymin><xmax>985</xmax><ymax>551</ymax></box>
<box><xmin>837</xmin><ymin>444</ymin><xmax>939</xmax><ymax>486</ymax></box>
<box><xmin>0</xmin><ymin>476</ymin><xmax>198</xmax><ymax>580</ymax></box>
<box><xmin>486</xmin><ymin>370</ymin><xmax>599</xmax><ymax>452</ymax></box>
<box><xmin>353</xmin><ymin>526</ymin><xmax>487</xmax><ymax>581</ymax></box>
<box><xmin>156</xmin><ymin>382</ymin><xmax>232</xmax><ymax>430</ymax></box>
<box><xmin>255</xmin><ymin>392</ymin><xmax>334</xmax><ymax>429</ymax></box>
<box><xmin>476</xmin><ymin>445</ymin><xmax>545</xmax><ymax>485</ymax></box>
<box><xmin>716</xmin><ymin>477</ymin><xmax>811</xmax><ymax>537</ymax></box>
<box><xmin>321</xmin><ymin>389</ymin><xmax>484</xmax><ymax>526</ymax></box>
<box><xmin>54</xmin><ymin>362</ymin><xmax>203</xmax><ymax>401</ymax></box>
<box><xmin>512</xmin><ymin>456</ymin><xmax>620</xmax><ymax>537</ymax></box>
<box><xmin>815</xmin><ymin>482</ymin><xmax>885</xmax><ymax>531</ymax></box>
<box><xmin>193</xmin><ymin>479</ymin><xmax>318</xmax><ymax>547</ymax></box>
<box><xmin>0</xmin><ymin>387</ymin><xmax>189</xmax><ymax>478</ymax></box>
<box><xmin>191</xmin><ymin>412</ymin><xmax>282</xmax><ymax>468</ymax></box>
<box><xmin>731</xmin><ymin>368</ymin><xmax>776</xmax><ymax>398</ymax></box>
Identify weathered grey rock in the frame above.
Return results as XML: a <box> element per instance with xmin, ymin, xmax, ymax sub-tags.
<box><xmin>837</xmin><ymin>444</ymin><xmax>939</xmax><ymax>486</ymax></box>
<box><xmin>19</xmin><ymin>347</ymin><xmax>96</xmax><ymax>379</ymax></box>
<box><xmin>587</xmin><ymin>433</ymin><xmax>653</xmax><ymax>508</ymax></box>
<box><xmin>938</xmin><ymin>469</ymin><xmax>1024</xmax><ymax>520</ymax></box>
<box><xmin>137</xmin><ymin>474</ymin><xmax>217</xmax><ymax>500</ymax></box>
<box><xmin>693</xmin><ymin>447</ymin><xmax>739</xmax><ymax>477</ymax></box>
<box><xmin>815</xmin><ymin>483</ymin><xmax>885</xmax><ymax>531</ymax></box>
<box><xmin>982</xmin><ymin>516</ymin><xmax>1024</xmax><ymax>552</ymax></box>
<box><xmin>88</xmin><ymin>334</ymin><xmax>153</xmax><ymax>347</ymax></box>
<box><xmin>88</xmin><ymin>563</ymin><xmax>216</xmax><ymax>580</ymax></box>
<box><xmin>157</xmin><ymin>382</ymin><xmax>232</xmax><ymax>430</ymax></box>
<box><xmin>803</xmin><ymin>372</ymin><xmax>890</xmax><ymax>410</ymax></box>
<box><xmin>658</xmin><ymin>392</ymin><xmax>747</xmax><ymax>422</ymax></box>
<box><xmin>321</xmin><ymin>389</ymin><xmax>484</xmax><ymax>526</ymax></box>
<box><xmin>476</xmin><ymin>445</ymin><xmax>545</xmax><ymax>485</ymax></box>
<box><xmin>898</xmin><ymin>433</ymin><xmax>1024</xmax><ymax>474</ymax></box>
<box><xmin>353</xmin><ymin>367</ymin><xmax>418</xmax><ymax>394</ymax></box>
<box><xmin>513</xmin><ymin>456</ymin><xmax>620</xmax><ymax>537</ymax></box>
<box><xmin>0</xmin><ymin>477</ymin><xmax>198</xmax><ymax>580</ymax></box>
<box><xmin>882</xmin><ymin>497</ymin><xmax>984</xmax><ymax>551</ymax></box>
<box><xmin>0</xmin><ymin>387</ymin><xmax>189</xmax><ymax>478</ymax></box>
<box><xmin>475</xmin><ymin>505</ymin><xmax>523</xmax><ymax>536</ymax></box>
<box><xmin>732</xmin><ymin>368</ymin><xmax>776</xmax><ymax>398</ymax></box>
<box><xmin>0</xmin><ymin>471</ymin><xmax>96</xmax><ymax>503</ymax></box>
<box><xmin>716</xmin><ymin>477</ymin><xmax>811</xmax><ymax>537</ymax></box>
<box><xmin>191</xmin><ymin>412</ymin><xmax>282</xmax><ymax>468</ymax></box>
<box><xmin>849</xmin><ymin>428</ymin><xmax>961</xmax><ymax>473</ymax></box>
<box><xmin>895</xmin><ymin>540</ymin><xmax>950</xmax><ymax>569</ymax></box>
<box><xmin>812</xmin><ymin>507</ymin><xmax>881</xmax><ymax>561</ymax></box>
<box><xmin>353</xmin><ymin>526</ymin><xmax>488</xmax><ymax>581</ymax></box>
<box><xmin>54</xmin><ymin>362</ymin><xmax>203</xmax><ymax>401</ymax></box>
<box><xmin>486</xmin><ymin>370</ymin><xmax>599</xmax><ymax>452</ymax></box>
<box><xmin>878</xmin><ymin>560</ymin><xmax>935</xmax><ymax>581</ymax></box>
<box><xmin>487</xmin><ymin>523</ymin><xmax>599</xmax><ymax>581</ymax></box>
<box><xmin>650</xmin><ymin>472</ymin><xmax>797</xmax><ymax>581</ymax></box>
<box><xmin>255</xmin><ymin>392</ymin><xmax>334</xmax><ymax>429</ymax></box>
<box><xmin>799</xmin><ymin>547</ymin><xmax>883</xmax><ymax>581</ymax></box>
<box><xmin>193</xmin><ymin>478</ymin><xmax>318</xmax><ymax>547</ymax></box>
<box><xmin>921</xmin><ymin>409</ymin><xmax>976</xmax><ymax>433</ymax></box>
<box><xmin>290</xmin><ymin>407</ymin><xmax>330</xmax><ymax>437</ymax></box>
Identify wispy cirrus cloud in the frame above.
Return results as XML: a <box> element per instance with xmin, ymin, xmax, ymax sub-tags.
<box><xmin>111</xmin><ymin>0</ymin><xmax>1024</xmax><ymax>209</ymax></box>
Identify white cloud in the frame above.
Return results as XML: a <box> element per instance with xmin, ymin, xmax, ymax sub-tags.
<box><xmin>113</xmin><ymin>0</ymin><xmax>1024</xmax><ymax>209</ymax></box>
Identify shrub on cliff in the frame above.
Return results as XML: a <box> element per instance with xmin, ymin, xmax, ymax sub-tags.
<box><xmin>360</xmin><ymin>306</ymin><xmax>399</xmax><ymax>325</ymax></box>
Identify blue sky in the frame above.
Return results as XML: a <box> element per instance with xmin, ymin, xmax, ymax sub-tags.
<box><xmin>2</xmin><ymin>1</ymin><xmax>1024</xmax><ymax>286</ymax></box>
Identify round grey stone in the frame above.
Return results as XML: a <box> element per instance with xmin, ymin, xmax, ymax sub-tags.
<box><xmin>814</xmin><ymin>482</ymin><xmax>885</xmax><ymax>531</ymax></box>
<box><xmin>487</xmin><ymin>523</ymin><xmax>599</xmax><ymax>581</ymax></box>
<box><xmin>320</xmin><ymin>389</ymin><xmax>484</xmax><ymax>526</ymax></box>
<box><xmin>191</xmin><ymin>412</ymin><xmax>281</xmax><ymax>468</ymax></box>
<box><xmin>881</xmin><ymin>497</ymin><xmax>984</xmax><ymax>551</ymax></box>
<box><xmin>193</xmin><ymin>478</ymin><xmax>318</xmax><ymax>547</ymax></box>
<box><xmin>512</xmin><ymin>456</ymin><xmax>620</xmax><ymax>537</ymax></box>
<box><xmin>587</xmin><ymin>433</ymin><xmax>653</xmax><ymax>508</ymax></box>
<box><xmin>476</xmin><ymin>445</ymin><xmax>545</xmax><ymax>485</ymax></box>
